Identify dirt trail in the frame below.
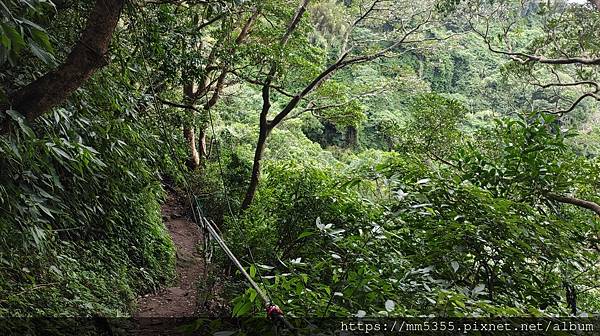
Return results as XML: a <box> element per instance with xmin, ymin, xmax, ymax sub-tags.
<box><xmin>135</xmin><ymin>193</ymin><xmax>204</xmax><ymax>317</ymax></box>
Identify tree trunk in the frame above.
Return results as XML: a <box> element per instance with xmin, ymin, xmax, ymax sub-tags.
<box><xmin>186</xmin><ymin>11</ymin><xmax>256</xmax><ymax>166</ymax></box>
<box><xmin>591</xmin><ymin>0</ymin><xmax>600</xmax><ymax>11</ymax></box>
<box><xmin>184</xmin><ymin>83</ymin><xmax>200</xmax><ymax>169</ymax></box>
<box><xmin>241</xmin><ymin>123</ymin><xmax>270</xmax><ymax>210</ymax></box>
<box><xmin>344</xmin><ymin>125</ymin><xmax>357</xmax><ymax>148</ymax></box>
<box><xmin>197</xmin><ymin>69</ymin><xmax>228</xmax><ymax>163</ymax></box>
<box><xmin>1</xmin><ymin>0</ymin><xmax>124</xmax><ymax>134</ymax></box>
<box><xmin>564</xmin><ymin>281</ymin><xmax>577</xmax><ymax>315</ymax></box>
<box><xmin>198</xmin><ymin>127</ymin><xmax>207</xmax><ymax>158</ymax></box>
<box><xmin>183</xmin><ymin>127</ymin><xmax>200</xmax><ymax>169</ymax></box>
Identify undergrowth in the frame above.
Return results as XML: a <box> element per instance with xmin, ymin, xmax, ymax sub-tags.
<box><xmin>0</xmin><ymin>75</ymin><xmax>177</xmax><ymax>316</ymax></box>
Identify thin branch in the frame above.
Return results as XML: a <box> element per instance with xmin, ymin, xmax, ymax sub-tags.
<box><xmin>351</xmin><ymin>0</ymin><xmax>381</xmax><ymax>28</ymax></box>
<box><xmin>268</xmin><ymin>51</ymin><xmax>351</xmax><ymax>127</ymax></box>
<box><xmin>231</xmin><ymin>70</ymin><xmax>296</xmax><ymax>98</ymax></box>
<box><xmin>343</xmin><ymin>10</ymin><xmax>433</xmax><ymax>65</ymax></box>
<box><xmin>157</xmin><ymin>97</ymin><xmax>201</xmax><ymax>113</ymax></box>
<box><xmin>539</xmin><ymin>81</ymin><xmax>599</xmax><ymax>91</ymax></box>
<box><xmin>403</xmin><ymin>32</ymin><xmax>463</xmax><ymax>44</ymax></box>
<box><xmin>427</xmin><ymin>151</ymin><xmax>459</xmax><ymax>169</ymax></box>
<box><xmin>197</xmin><ymin>12</ymin><xmax>228</xmax><ymax>31</ymax></box>
<box><xmin>281</xmin><ymin>0</ymin><xmax>310</xmax><ymax>46</ymax></box>
<box><xmin>470</xmin><ymin>19</ymin><xmax>600</xmax><ymax>66</ymax></box>
<box><xmin>303</xmin><ymin>102</ymin><xmax>350</xmax><ymax>112</ymax></box>
<box><xmin>542</xmin><ymin>92</ymin><xmax>600</xmax><ymax>115</ymax></box>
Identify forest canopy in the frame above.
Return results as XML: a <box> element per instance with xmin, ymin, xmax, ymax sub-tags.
<box><xmin>0</xmin><ymin>0</ymin><xmax>599</xmax><ymax>333</ymax></box>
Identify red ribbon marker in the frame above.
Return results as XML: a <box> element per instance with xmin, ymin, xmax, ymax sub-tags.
<box><xmin>266</xmin><ymin>304</ymin><xmax>284</xmax><ymax>319</ymax></box>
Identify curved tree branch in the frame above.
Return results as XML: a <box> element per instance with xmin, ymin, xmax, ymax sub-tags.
<box><xmin>542</xmin><ymin>92</ymin><xmax>600</xmax><ymax>115</ymax></box>
<box><xmin>470</xmin><ymin>19</ymin><xmax>600</xmax><ymax>66</ymax></box>
<box><xmin>534</xmin><ymin>79</ymin><xmax>600</xmax><ymax>115</ymax></box>
<box><xmin>1</xmin><ymin>0</ymin><xmax>125</xmax><ymax>134</ymax></box>
<box><xmin>547</xmin><ymin>193</ymin><xmax>600</xmax><ymax>217</ymax></box>
<box><xmin>539</xmin><ymin>81</ymin><xmax>599</xmax><ymax>91</ymax></box>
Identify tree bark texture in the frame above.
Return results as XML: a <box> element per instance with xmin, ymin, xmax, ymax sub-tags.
<box><xmin>241</xmin><ymin>118</ymin><xmax>270</xmax><ymax>210</ymax></box>
<box><xmin>183</xmin><ymin>83</ymin><xmax>201</xmax><ymax>169</ymax></box>
<box><xmin>547</xmin><ymin>193</ymin><xmax>600</xmax><ymax>217</ymax></box>
<box><xmin>345</xmin><ymin>125</ymin><xmax>357</xmax><ymax>148</ymax></box>
<box><xmin>1</xmin><ymin>0</ymin><xmax>125</xmax><ymax>134</ymax></box>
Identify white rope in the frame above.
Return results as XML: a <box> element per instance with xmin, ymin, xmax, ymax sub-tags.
<box><xmin>194</xmin><ymin>201</ymin><xmax>294</xmax><ymax>331</ymax></box>
<box><xmin>198</xmin><ymin>213</ymin><xmax>271</xmax><ymax>305</ymax></box>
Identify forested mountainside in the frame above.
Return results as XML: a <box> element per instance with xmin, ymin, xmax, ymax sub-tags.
<box><xmin>1</xmin><ymin>0</ymin><xmax>599</xmax><ymax>326</ymax></box>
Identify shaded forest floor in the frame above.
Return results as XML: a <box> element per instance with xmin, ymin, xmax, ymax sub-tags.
<box><xmin>127</xmin><ymin>190</ymin><xmax>234</xmax><ymax>334</ymax></box>
<box><xmin>135</xmin><ymin>192</ymin><xmax>205</xmax><ymax>317</ymax></box>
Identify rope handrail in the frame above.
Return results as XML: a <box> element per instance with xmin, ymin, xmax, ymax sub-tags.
<box><xmin>194</xmin><ymin>201</ymin><xmax>294</xmax><ymax>330</ymax></box>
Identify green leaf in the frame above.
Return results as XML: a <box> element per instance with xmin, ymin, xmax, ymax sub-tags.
<box><xmin>214</xmin><ymin>332</ymin><xmax>236</xmax><ymax>336</ymax></box>
<box><xmin>29</xmin><ymin>226</ymin><xmax>46</xmax><ymax>247</ymax></box>
<box><xmin>37</xmin><ymin>204</ymin><xmax>54</xmax><ymax>219</ymax></box>
<box><xmin>450</xmin><ymin>261</ymin><xmax>459</xmax><ymax>273</ymax></box>
<box><xmin>248</xmin><ymin>288</ymin><xmax>257</xmax><ymax>303</ymax></box>
<box><xmin>2</xmin><ymin>24</ymin><xmax>25</xmax><ymax>52</ymax></box>
<box><xmin>298</xmin><ymin>230</ymin><xmax>314</xmax><ymax>239</ymax></box>
<box><xmin>52</xmin><ymin>147</ymin><xmax>72</xmax><ymax>160</ymax></box>
<box><xmin>21</xmin><ymin>19</ymin><xmax>44</xmax><ymax>32</ymax></box>
<box><xmin>49</xmin><ymin>265</ymin><xmax>62</xmax><ymax>276</ymax></box>
<box><xmin>29</xmin><ymin>40</ymin><xmax>54</xmax><ymax>64</ymax></box>
<box><xmin>6</xmin><ymin>109</ymin><xmax>23</xmax><ymax>121</ymax></box>
<box><xmin>232</xmin><ymin>301</ymin><xmax>252</xmax><ymax>317</ymax></box>
<box><xmin>301</xmin><ymin>273</ymin><xmax>308</xmax><ymax>284</ymax></box>
<box><xmin>30</xmin><ymin>28</ymin><xmax>53</xmax><ymax>52</ymax></box>
<box><xmin>0</xmin><ymin>33</ymin><xmax>10</xmax><ymax>49</ymax></box>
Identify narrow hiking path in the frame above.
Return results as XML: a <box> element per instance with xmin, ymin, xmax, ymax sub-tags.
<box><xmin>135</xmin><ymin>193</ymin><xmax>205</xmax><ymax>317</ymax></box>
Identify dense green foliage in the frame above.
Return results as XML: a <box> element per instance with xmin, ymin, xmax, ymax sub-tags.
<box><xmin>1</xmin><ymin>3</ymin><xmax>178</xmax><ymax>315</ymax></box>
<box><xmin>0</xmin><ymin>76</ymin><xmax>176</xmax><ymax>315</ymax></box>
<box><xmin>1</xmin><ymin>0</ymin><xmax>599</xmax><ymax>324</ymax></box>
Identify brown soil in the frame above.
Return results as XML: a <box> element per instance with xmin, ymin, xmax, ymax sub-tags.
<box><xmin>135</xmin><ymin>193</ymin><xmax>204</xmax><ymax>318</ymax></box>
<box><xmin>127</xmin><ymin>191</ymin><xmax>230</xmax><ymax>335</ymax></box>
